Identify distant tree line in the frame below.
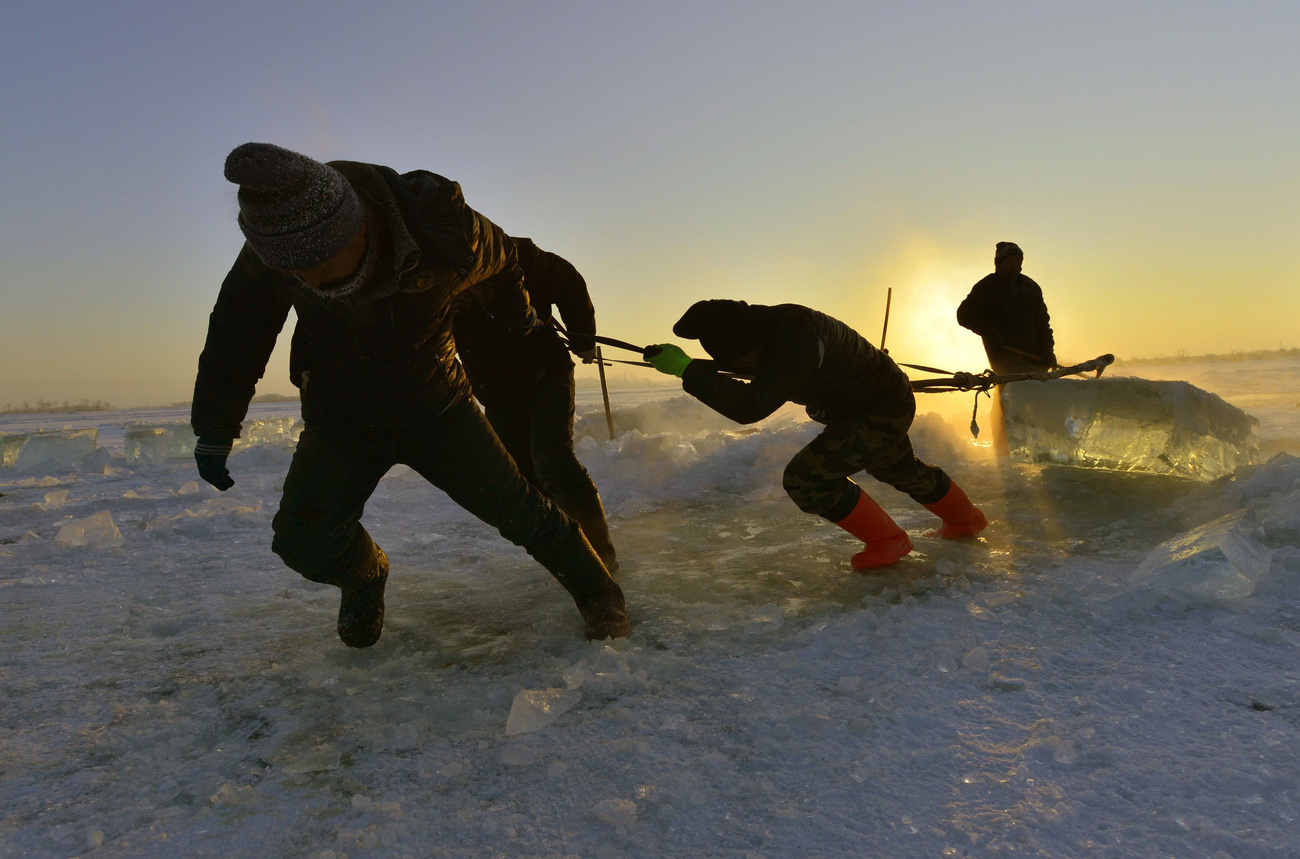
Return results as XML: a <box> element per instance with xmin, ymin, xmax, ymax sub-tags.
<box><xmin>0</xmin><ymin>398</ymin><xmax>116</xmax><ymax>415</ymax></box>
<box><xmin>1122</xmin><ymin>347</ymin><xmax>1300</xmax><ymax>366</ymax></box>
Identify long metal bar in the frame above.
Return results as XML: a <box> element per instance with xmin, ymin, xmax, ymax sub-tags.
<box><xmin>879</xmin><ymin>287</ymin><xmax>893</xmax><ymax>352</ymax></box>
<box><xmin>595</xmin><ymin>345</ymin><xmax>616</xmax><ymax>441</ymax></box>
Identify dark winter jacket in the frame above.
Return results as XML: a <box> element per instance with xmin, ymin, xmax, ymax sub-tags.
<box><xmin>681</xmin><ymin>304</ymin><xmax>914</xmax><ymax>425</ymax></box>
<box><xmin>192</xmin><ymin>161</ymin><xmax>532</xmax><ymax>439</ymax></box>
<box><xmin>453</xmin><ymin>238</ymin><xmax>597</xmax><ymax>406</ymax></box>
<box><xmin>956</xmin><ymin>272</ymin><xmax>1056</xmax><ymax>374</ymax></box>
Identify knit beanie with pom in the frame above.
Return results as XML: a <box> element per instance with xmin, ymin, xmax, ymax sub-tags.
<box><xmin>224</xmin><ymin>142</ymin><xmax>365</xmax><ymax>270</ymax></box>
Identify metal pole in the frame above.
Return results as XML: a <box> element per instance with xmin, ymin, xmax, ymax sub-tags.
<box><xmin>596</xmin><ymin>346</ymin><xmax>616</xmax><ymax>441</ymax></box>
<box><xmin>880</xmin><ymin>287</ymin><xmax>893</xmax><ymax>353</ymax></box>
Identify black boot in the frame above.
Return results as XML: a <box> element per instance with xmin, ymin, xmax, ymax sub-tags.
<box><xmin>337</xmin><ymin>545</ymin><xmax>389</xmax><ymax>648</ymax></box>
<box><xmin>533</xmin><ymin>528</ymin><xmax>630</xmax><ymax>640</ymax></box>
<box><xmin>552</xmin><ymin>487</ymin><xmax>619</xmax><ymax>574</ymax></box>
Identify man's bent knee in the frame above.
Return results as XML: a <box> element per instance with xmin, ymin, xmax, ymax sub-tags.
<box><xmin>272</xmin><ymin>510</ymin><xmax>376</xmax><ymax>587</ymax></box>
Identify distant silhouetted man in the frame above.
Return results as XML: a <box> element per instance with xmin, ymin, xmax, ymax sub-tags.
<box><xmin>957</xmin><ymin>242</ymin><xmax>1056</xmax><ymax>374</ymax></box>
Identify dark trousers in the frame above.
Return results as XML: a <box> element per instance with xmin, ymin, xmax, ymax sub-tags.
<box><xmin>482</xmin><ymin>365</ymin><xmax>596</xmax><ymax>502</ymax></box>
<box><xmin>781</xmin><ymin>402</ymin><xmax>950</xmax><ymax>522</ymax></box>
<box><xmin>480</xmin><ymin>364</ymin><xmax>617</xmax><ymax>564</ymax></box>
<box><xmin>271</xmin><ymin>393</ymin><xmax>572</xmax><ymax>586</ymax></box>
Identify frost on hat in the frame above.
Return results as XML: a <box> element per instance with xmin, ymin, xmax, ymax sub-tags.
<box><xmin>224</xmin><ymin>142</ymin><xmax>365</xmax><ymax>270</ymax></box>
<box><xmin>673</xmin><ymin>299</ymin><xmax>768</xmax><ymax>362</ymax></box>
<box><xmin>995</xmin><ymin>241</ymin><xmax>1023</xmax><ymax>261</ymax></box>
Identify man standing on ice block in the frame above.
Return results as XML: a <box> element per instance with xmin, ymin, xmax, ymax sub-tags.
<box><xmin>644</xmin><ymin>301</ymin><xmax>986</xmax><ymax>570</ymax></box>
<box><xmin>957</xmin><ymin>241</ymin><xmax>1056</xmax><ymax>374</ymax></box>
<box><xmin>189</xmin><ymin>143</ymin><xmax>628</xmax><ymax>647</ymax></box>
<box><xmin>453</xmin><ymin>238</ymin><xmax>620</xmax><ymax>573</ymax></box>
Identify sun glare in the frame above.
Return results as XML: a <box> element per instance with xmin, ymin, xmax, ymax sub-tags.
<box><xmin>847</xmin><ymin>237</ymin><xmax>990</xmax><ymax>376</ymax></box>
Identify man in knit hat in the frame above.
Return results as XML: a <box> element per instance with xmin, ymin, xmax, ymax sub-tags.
<box><xmin>957</xmin><ymin>242</ymin><xmax>1057</xmax><ymax>374</ymax></box>
<box><xmin>643</xmin><ymin>300</ymin><xmax>987</xmax><ymax>571</ymax></box>
<box><xmin>191</xmin><ymin>143</ymin><xmax>628</xmax><ymax>648</ymax></box>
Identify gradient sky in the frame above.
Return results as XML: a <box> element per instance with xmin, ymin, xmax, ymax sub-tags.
<box><xmin>2</xmin><ymin>1</ymin><xmax>1297</xmax><ymax>407</ymax></box>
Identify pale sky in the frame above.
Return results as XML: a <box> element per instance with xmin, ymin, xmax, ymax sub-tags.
<box><xmin>2</xmin><ymin>1</ymin><xmax>1296</xmax><ymax>407</ymax></box>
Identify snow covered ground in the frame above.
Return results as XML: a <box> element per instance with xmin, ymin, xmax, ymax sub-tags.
<box><xmin>2</xmin><ymin>358</ymin><xmax>1299</xmax><ymax>858</ymax></box>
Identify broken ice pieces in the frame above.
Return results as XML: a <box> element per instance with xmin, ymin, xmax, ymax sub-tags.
<box><xmin>504</xmin><ymin>688</ymin><xmax>582</xmax><ymax>736</ymax></box>
<box><xmin>234</xmin><ymin>417</ymin><xmax>300</xmax><ymax>450</ymax></box>
<box><xmin>54</xmin><ymin>511</ymin><xmax>124</xmax><ymax>549</ymax></box>
<box><xmin>1001</xmin><ymin>378</ymin><xmax>1256</xmax><ymax>480</ymax></box>
<box><xmin>125</xmin><ymin>423</ymin><xmax>197</xmax><ymax>465</ymax></box>
<box><xmin>1</xmin><ymin>429</ymin><xmax>98</xmax><ymax>472</ymax></box>
<box><xmin>124</xmin><ymin>417</ymin><xmax>302</xmax><ymax>465</ymax></box>
<box><xmin>592</xmin><ymin>798</ymin><xmax>638</xmax><ymax>827</ymax></box>
<box><xmin>1129</xmin><ymin>509</ymin><xmax>1272</xmax><ymax>602</ymax></box>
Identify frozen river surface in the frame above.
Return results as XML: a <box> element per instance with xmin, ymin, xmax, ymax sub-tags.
<box><xmin>2</xmin><ymin>362</ymin><xmax>1300</xmax><ymax>858</ymax></box>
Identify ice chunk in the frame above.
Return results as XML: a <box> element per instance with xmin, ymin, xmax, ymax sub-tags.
<box><xmin>125</xmin><ymin>422</ymin><xmax>196</xmax><ymax>465</ymax></box>
<box><xmin>592</xmin><ymin>798</ymin><xmax>638</xmax><ymax>827</ymax></box>
<box><xmin>1261</xmin><ymin>489</ymin><xmax>1300</xmax><ymax>547</ymax></box>
<box><xmin>43</xmin><ymin>489</ymin><xmax>69</xmax><ymax>509</ymax></box>
<box><xmin>54</xmin><ymin>511</ymin><xmax>124</xmax><ymax>548</ymax></box>
<box><xmin>1001</xmin><ymin>378</ymin><xmax>1257</xmax><ymax>481</ymax></box>
<box><xmin>1</xmin><ymin>433</ymin><xmax>27</xmax><ymax>468</ymax></box>
<box><xmin>748</xmin><ymin>603</ymin><xmax>784</xmax><ymax>633</ymax></box>
<box><xmin>504</xmin><ymin>688</ymin><xmax>582</xmax><ymax>735</ymax></box>
<box><xmin>1052</xmin><ymin>740</ymin><xmax>1078</xmax><ymax>764</ymax></box>
<box><xmin>562</xmin><ymin>659</ymin><xmax>591</xmax><ymax>690</ymax></box>
<box><xmin>5</xmin><ymin>429</ymin><xmax>98</xmax><ymax>472</ymax></box>
<box><xmin>281</xmin><ymin>745</ymin><xmax>341</xmax><ymax>775</ymax></box>
<box><xmin>962</xmin><ymin>647</ymin><xmax>990</xmax><ymax>671</ymax></box>
<box><xmin>234</xmin><ymin>417</ymin><xmax>300</xmax><ymax>450</ymax></box>
<box><xmin>1129</xmin><ymin>509</ymin><xmax>1273</xmax><ymax>602</ymax></box>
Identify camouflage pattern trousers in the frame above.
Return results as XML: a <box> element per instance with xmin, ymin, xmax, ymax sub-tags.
<box><xmin>781</xmin><ymin>403</ymin><xmax>951</xmax><ymax>522</ymax></box>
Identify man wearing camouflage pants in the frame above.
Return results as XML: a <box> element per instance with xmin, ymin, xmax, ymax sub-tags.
<box><xmin>644</xmin><ymin>300</ymin><xmax>987</xmax><ymax>569</ymax></box>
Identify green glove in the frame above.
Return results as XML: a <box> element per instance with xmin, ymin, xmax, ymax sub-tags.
<box><xmin>644</xmin><ymin>344</ymin><xmax>693</xmax><ymax>377</ymax></box>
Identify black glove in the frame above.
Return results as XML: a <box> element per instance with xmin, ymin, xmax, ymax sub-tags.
<box><xmin>194</xmin><ymin>437</ymin><xmax>234</xmax><ymax>491</ymax></box>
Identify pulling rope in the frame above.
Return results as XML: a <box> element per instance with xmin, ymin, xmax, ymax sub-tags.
<box><xmin>551</xmin><ymin>319</ymin><xmax>1115</xmax><ymax>437</ymax></box>
<box><xmin>908</xmin><ymin>354</ymin><xmax>1115</xmax><ymax>392</ymax></box>
<box><xmin>909</xmin><ymin>353</ymin><xmax>1115</xmax><ymax>439</ymax></box>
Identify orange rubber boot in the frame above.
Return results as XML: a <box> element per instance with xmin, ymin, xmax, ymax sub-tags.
<box><xmin>922</xmin><ymin>480</ymin><xmax>988</xmax><ymax>539</ymax></box>
<box><xmin>834</xmin><ymin>488</ymin><xmax>913</xmax><ymax>570</ymax></box>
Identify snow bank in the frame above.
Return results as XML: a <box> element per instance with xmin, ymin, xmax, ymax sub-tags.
<box><xmin>2</xmin><ymin>375</ymin><xmax>1299</xmax><ymax>858</ymax></box>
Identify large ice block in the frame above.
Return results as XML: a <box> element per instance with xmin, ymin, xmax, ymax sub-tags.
<box><xmin>125</xmin><ymin>422</ymin><xmax>197</xmax><ymax>465</ymax></box>
<box><xmin>1129</xmin><ymin>509</ymin><xmax>1272</xmax><ymax>602</ymax></box>
<box><xmin>3</xmin><ymin>428</ymin><xmax>99</xmax><ymax>471</ymax></box>
<box><xmin>1001</xmin><ymin>377</ymin><xmax>1256</xmax><ymax>481</ymax></box>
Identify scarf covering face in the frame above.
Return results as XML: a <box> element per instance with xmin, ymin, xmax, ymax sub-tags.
<box><xmin>302</xmin><ymin>203</ymin><xmax>406</xmax><ymax>306</ymax></box>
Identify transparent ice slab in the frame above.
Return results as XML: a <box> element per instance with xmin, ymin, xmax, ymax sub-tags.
<box><xmin>2</xmin><ymin>428</ymin><xmax>99</xmax><ymax>471</ymax></box>
<box><xmin>125</xmin><ymin>422</ymin><xmax>197</xmax><ymax>465</ymax></box>
<box><xmin>1</xmin><ymin>433</ymin><xmax>26</xmax><ymax>468</ymax></box>
<box><xmin>1129</xmin><ymin>509</ymin><xmax>1272</xmax><ymax>602</ymax></box>
<box><xmin>1001</xmin><ymin>377</ymin><xmax>1257</xmax><ymax>481</ymax></box>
